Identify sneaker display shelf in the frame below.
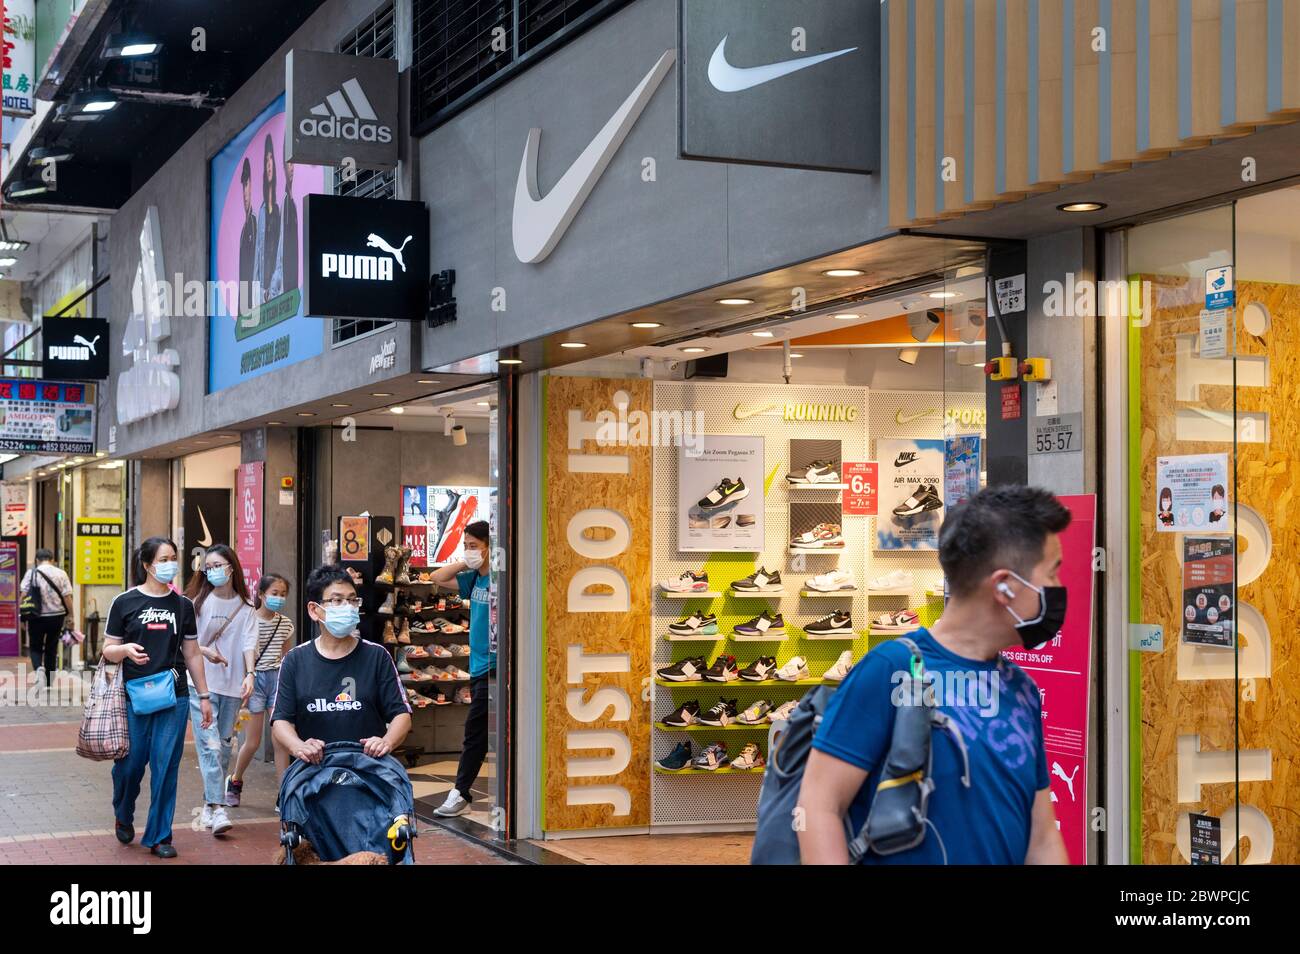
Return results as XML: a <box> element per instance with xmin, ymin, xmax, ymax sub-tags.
<box><xmin>653</xmin><ymin>765</ymin><xmax>766</xmax><ymax>776</ymax></box>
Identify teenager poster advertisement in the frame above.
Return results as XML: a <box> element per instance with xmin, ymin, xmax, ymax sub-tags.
<box><xmin>208</xmin><ymin>94</ymin><xmax>327</xmax><ymax>392</ymax></box>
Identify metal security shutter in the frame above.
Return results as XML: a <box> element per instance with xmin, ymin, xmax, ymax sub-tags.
<box><xmin>333</xmin><ymin>2</ymin><xmax>398</xmax><ymax>346</ymax></box>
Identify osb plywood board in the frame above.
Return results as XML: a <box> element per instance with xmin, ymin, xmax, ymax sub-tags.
<box><xmin>542</xmin><ymin>377</ymin><xmax>652</xmax><ymax>831</ymax></box>
<box><xmin>1137</xmin><ymin>274</ymin><xmax>1296</xmax><ymax>864</ymax></box>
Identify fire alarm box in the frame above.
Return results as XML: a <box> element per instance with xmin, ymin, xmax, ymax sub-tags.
<box><xmin>985</xmin><ymin>356</ymin><xmax>1018</xmax><ymax>381</ymax></box>
<box><xmin>280</xmin><ymin>476</ymin><xmax>295</xmax><ymax>490</ymax></box>
<box><xmin>1020</xmin><ymin>357</ymin><xmax>1052</xmax><ymax>382</ymax></box>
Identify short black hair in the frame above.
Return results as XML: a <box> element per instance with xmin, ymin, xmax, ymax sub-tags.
<box><xmin>464</xmin><ymin>521</ymin><xmax>490</xmax><ymax>545</ymax></box>
<box><xmin>35</xmin><ymin>548</ymin><xmax>54</xmax><ymax>562</ymax></box>
<box><xmin>938</xmin><ymin>485</ymin><xmax>1071</xmax><ymax>597</ymax></box>
<box><xmin>306</xmin><ymin>563</ymin><xmax>354</xmax><ymax>604</ymax></box>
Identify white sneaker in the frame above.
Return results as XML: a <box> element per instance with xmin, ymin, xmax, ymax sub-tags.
<box><xmin>824</xmin><ymin>650</ymin><xmax>855</xmax><ymax>682</ymax></box>
<box><xmin>768</xmin><ymin>700</ymin><xmax>798</xmax><ymax>722</ymax></box>
<box><xmin>775</xmin><ymin>656</ymin><xmax>810</xmax><ymax>681</ymax></box>
<box><xmin>199</xmin><ymin>805</ymin><xmax>214</xmax><ymax>829</ymax></box>
<box><xmin>435</xmin><ymin>789</ymin><xmax>470</xmax><ymax>816</ymax></box>
<box><xmin>808</xmin><ymin>571</ymin><xmax>856</xmax><ymax>592</ymax></box>
<box><xmin>210</xmin><ymin>806</ymin><xmax>233</xmax><ymax>835</ymax></box>
<box><xmin>868</xmin><ymin>570</ymin><xmax>913</xmax><ymax>591</ymax></box>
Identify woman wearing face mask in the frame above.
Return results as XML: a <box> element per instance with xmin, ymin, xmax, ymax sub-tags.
<box><xmin>183</xmin><ymin>545</ymin><xmax>259</xmax><ymax>836</ymax></box>
<box><xmin>227</xmin><ymin>574</ymin><xmax>295</xmax><ymax>806</ymax></box>
<box><xmin>272</xmin><ymin>564</ymin><xmax>411</xmax><ymax>769</ymax></box>
<box><xmin>102</xmin><ymin>537</ymin><xmax>210</xmax><ymax>859</ymax></box>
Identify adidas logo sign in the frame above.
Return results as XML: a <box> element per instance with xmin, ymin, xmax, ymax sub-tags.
<box><xmin>299</xmin><ymin>77</ymin><xmax>392</xmax><ymax>144</ymax></box>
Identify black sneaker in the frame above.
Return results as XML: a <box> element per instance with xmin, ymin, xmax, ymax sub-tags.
<box><xmin>697</xmin><ymin>699</ymin><xmax>738</xmax><ymax>727</ymax></box>
<box><xmin>739</xmin><ymin>656</ymin><xmax>777</xmax><ymax>681</ymax></box>
<box><xmin>663</xmin><ymin>700</ymin><xmax>701</xmax><ymax>727</ymax></box>
<box><xmin>656</xmin><ymin>741</ymin><xmax>693</xmax><ymax>771</ymax></box>
<box><xmin>893</xmin><ymin>483</ymin><xmax>942</xmax><ymax>516</ymax></box>
<box><xmin>804</xmin><ymin>610</ymin><xmax>855</xmax><ymax>636</ymax></box>
<box><xmin>734</xmin><ymin>610</ymin><xmax>785</xmax><ymax>637</ymax></box>
<box><xmin>703</xmin><ymin>654</ymin><xmax>739</xmax><ymax>682</ymax></box>
<box><xmin>693</xmin><ymin>742</ymin><xmax>730</xmax><ymax>770</ymax></box>
<box><xmin>114</xmin><ymin>820</ymin><xmax>134</xmax><ymax>845</ymax></box>
<box><xmin>697</xmin><ymin>477</ymin><xmax>749</xmax><ymax>511</ymax></box>
<box><xmin>732</xmin><ymin>567</ymin><xmax>783</xmax><ymax>592</ymax></box>
<box><xmin>656</xmin><ymin>656</ymin><xmax>707</xmax><ymax>682</ymax></box>
<box><xmin>667</xmin><ymin>611</ymin><xmax>719</xmax><ymax>636</ymax></box>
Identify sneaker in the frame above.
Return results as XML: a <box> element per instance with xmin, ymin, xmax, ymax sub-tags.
<box><xmin>736</xmin><ymin>699</ymin><xmax>772</xmax><ymax>724</ymax></box>
<box><xmin>656</xmin><ymin>656</ymin><xmax>708</xmax><ymax>682</ymax></box>
<box><xmin>454</xmin><ymin>686</ymin><xmax>472</xmax><ymax>704</ymax></box>
<box><xmin>660</xmin><ymin>570</ymin><xmax>710</xmax><ymax>593</ymax></box>
<box><xmin>697</xmin><ymin>477</ymin><xmax>749</xmax><ymax>511</ymax></box>
<box><xmin>405</xmin><ymin>644</ymin><xmax>430</xmax><ymax>659</ymax></box>
<box><xmin>199</xmin><ymin>805</ymin><xmax>214</xmax><ymax>830</ymax></box>
<box><xmin>732</xmin><ymin>567</ymin><xmax>783</xmax><ymax>592</ymax></box>
<box><xmin>396</xmin><ymin>650</ymin><xmax>413</xmax><ymax>675</ymax></box>
<box><xmin>892</xmin><ymin>483</ymin><xmax>942</xmax><ymax>516</ymax></box>
<box><xmin>210</xmin><ymin>806</ymin><xmax>233</xmax><ymax>836</ymax></box>
<box><xmin>734</xmin><ymin>610</ymin><xmax>785</xmax><ymax>638</ymax></box>
<box><xmin>768</xmin><ymin>700</ymin><xmax>798</xmax><ymax>722</ymax></box>
<box><xmin>738</xmin><ymin>656</ymin><xmax>777</xmax><ymax>681</ymax></box>
<box><xmin>868</xmin><ymin>570</ymin><xmax>914</xmax><ymax>591</ymax></box>
<box><xmin>703</xmin><ymin>655</ymin><xmax>739</xmax><ymax>682</ymax></box>
<box><xmin>668</xmin><ymin>611</ymin><xmax>719</xmax><ymax>636</ymax></box>
<box><xmin>663</xmin><ymin>700</ymin><xmax>701</xmax><ymax>727</ymax></box>
<box><xmin>775</xmin><ymin>656</ymin><xmax>810</xmax><ymax>681</ymax></box>
<box><xmin>736</xmin><ymin>514</ymin><xmax>757</xmax><ymax>528</ymax></box>
<box><xmin>871</xmin><ymin>609</ymin><xmax>921</xmax><ymax>632</ymax></box>
<box><xmin>434</xmin><ymin>789</ymin><xmax>471</xmax><ymax>816</ymax></box>
<box><xmin>804</xmin><ymin>610</ymin><xmax>855</xmax><ymax>636</ymax></box>
<box><xmin>786</xmin><ymin>460</ymin><xmax>839</xmax><ymax>485</ymax></box>
<box><xmin>824</xmin><ymin>650</ymin><xmax>855</xmax><ymax>682</ymax></box>
<box><xmin>710</xmin><ymin>515</ymin><xmax>732</xmax><ymax>529</ymax></box>
<box><xmin>807</xmin><ymin>570</ymin><xmax>856</xmax><ymax>592</ymax></box>
<box><xmin>697</xmin><ymin>699</ymin><xmax>738</xmax><ymax>726</ymax></box>
<box><xmin>790</xmin><ymin>523</ymin><xmax>844</xmax><ymax>549</ymax></box>
<box><xmin>731</xmin><ymin>743</ymin><xmax>766</xmax><ymax>770</ymax></box>
<box><xmin>656</xmin><ymin>741</ymin><xmax>694</xmax><ymax>771</ymax></box>
<box><xmin>430</xmin><ymin>644</ymin><xmax>453</xmax><ymax>658</ymax></box>
<box><xmin>692</xmin><ymin>742</ymin><xmax>730</xmax><ymax>770</ymax></box>
<box><xmin>224</xmin><ymin>775</ymin><xmax>242</xmax><ymax>808</ymax></box>
<box><xmin>894</xmin><ymin>451</ymin><xmax>919</xmax><ymax>467</ymax></box>
<box><xmin>442</xmin><ymin>665</ymin><xmax>472</xmax><ymax>680</ymax></box>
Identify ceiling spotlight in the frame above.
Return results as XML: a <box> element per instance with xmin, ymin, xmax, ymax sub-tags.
<box><xmin>497</xmin><ymin>358</ymin><xmax>523</xmax><ymax>365</ymax></box>
<box><xmin>452</xmin><ymin>424</ymin><xmax>468</xmax><ymax>447</ymax></box>
<box><xmin>823</xmin><ymin>268</ymin><xmax>864</xmax><ymax>277</ymax></box>
<box><xmin>1057</xmin><ymin>201</ymin><xmax>1107</xmax><ymax>213</ymax></box>
<box><xmin>390</xmin><ymin>406</ymin><xmax>404</xmax><ymax>414</ymax></box>
<box><xmin>717</xmin><ymin>298</ymin><xmax>754</xmax><ymax>306</ymax></box>
<box><xmin>631</xmin><ymin>321</ymin><xmax>662</xmax><ymax>329</ymax></box>
<box><xmin>898</xmin><ymin>348</ymin><xmax>920</xmax><ymax>365</ymax></box>
<box><xmin>906</xmin><ymin>310</ymin><xmax>943</xmax><ymax>343</ymax></box>
<box><xmin>680</xmin><ymin>346</ymin><xmax>708</xmax><ymax>354</ymax></box>
<box><xmin>752</xmin><ymin>331</ymin><xmax>775</xmax><ymax>338</ymax></box>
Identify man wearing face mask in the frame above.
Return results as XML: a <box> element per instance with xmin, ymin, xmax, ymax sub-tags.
<box><xmin>797</xmin><ymin>485</ymin><xmax>1071</xmax><ymax>865</ymax></box>
<box><xmin>272</xmin><ymin>565</ymin><xmax>411</xmax><ymax>768</ymax></box>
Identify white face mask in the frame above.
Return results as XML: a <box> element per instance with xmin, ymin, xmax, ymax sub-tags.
<box><xmin>463</xmin><ymin>548</ymin><xmax>484</xmax><ymax>570</ymax></box>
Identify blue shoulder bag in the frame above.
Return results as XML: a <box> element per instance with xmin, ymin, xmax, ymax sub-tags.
<box><xmin>124</xmin><ymin>592</ymin><xmax>182</xmax><ymax>714</ymax></box>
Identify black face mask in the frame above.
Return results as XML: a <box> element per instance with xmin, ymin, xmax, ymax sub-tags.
<box><xmin>1004</xmin><ymin>571</ymin><xmax>1068</xmax><ymax>649</ymax></box>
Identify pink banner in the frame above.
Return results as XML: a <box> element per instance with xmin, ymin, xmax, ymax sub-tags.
<box><xmin>0</xmin><ymin>542</ymin><xmax>18</xmax><ymax>656</ymax></box>
<box><xmin>235</xmin><ymin>462</ymin><xmax>264</xmax><ymax>592</ymax></box>
<box><xmin>1001</xmin><ymin>494</ymin><xmax>1096</xmax><ymax>865</ymax></box>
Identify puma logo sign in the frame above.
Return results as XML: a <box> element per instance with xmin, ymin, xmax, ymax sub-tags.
<box><xmin>74</xmin><ymin>335</ymin><xmax>101</xmax><ymax>354</ymax></box>
<box><xmin>1051</xmin><ymin>761</ymin><xmax>1080</xmax><ymax>801</ymax></box>
<box><xmin>366</xmin><ymin>233</ymin><xmax>413</xmax><ymax>272</ymax></box>
<box><xmin>50</xmin><ymin>335</ymin><xmax>102</xmax><ymax>362</ymax></box>
<box><xmin>321</xmin><ymin>232</ymin><xmax>414</xmax><ymax>282</ymax></box>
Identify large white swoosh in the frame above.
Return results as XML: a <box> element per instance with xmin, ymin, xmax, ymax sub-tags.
<box><xmin>707</xmin><ymin>35</ymin><xmax>858</xmax><ymax>93</ymax></box>
<box><xmin>513</xmin><ymin>49</ymin><xmax>675</xmax><ymax>264</ymax></box>
<box><xmin>895</xmin><ymin>408</ymin><xmax>938</xmax><ymax>425</ymax></box>
<box><xmin>733</xmin><ymin>402</ymin><xmax>779</xmax><ymax>420</ymax></box>
<box><xmin>196</xmin><ymin>506</ymin><xmax>213</xmax><ymax>548</ymax></box>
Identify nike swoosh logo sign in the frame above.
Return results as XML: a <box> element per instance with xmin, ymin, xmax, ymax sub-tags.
<box><xmin>733</xmin><ymin>402</ymin><xmax>779</xmax><ymax>420</ymax></box>
<box><xmin>513</xmin><ymin>49</ymin><xmax>675</xmax><ymax>264</ymax></box>
<box><xmin>895</xmin><ymin>408</ymin><xmax>938</xmax><ymax>425</ymax></box>
<box><xmin>707</xmin><ymin>35</ymin><xmax>858</xmax><ymax>93</ymax></box>
<box><xmin>196</xmin><ymin>506</ymin><xmax>213</xmax><ymax>548</ymax></box>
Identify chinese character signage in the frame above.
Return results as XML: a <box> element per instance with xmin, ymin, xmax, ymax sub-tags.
<box><xmin>75</xmin><ymin>519</ymin><xmax>125</xmax><ymax>586</ymax></box>
<box><xmin>0</xmin><ymin>378</ymin><xmax>96</xmax><ymax>455</ymax></box>
<box><xmin>235</xmin><ymin>462</ymin><xmax>264</xmax><ymax>592</ymax></box>
<box><xmin>2</xmin><ymin>0</ymin><xmax>35</xmax><ymax>117</ymax></box>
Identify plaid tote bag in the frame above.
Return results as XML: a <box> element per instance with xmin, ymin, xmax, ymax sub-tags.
<box><xmin>76</xmin><ymin>658</ymin><xmax>130</xmax><ymax>761</ymax></box>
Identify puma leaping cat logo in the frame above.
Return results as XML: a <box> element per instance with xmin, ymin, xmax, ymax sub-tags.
<box><xmin>1051</xmin><ymin>761</ymin><xmax>1080</xmax><ymax>801</ymax></box>
<box><xmin>73</xmin><ymin>334</ymin><xmax>101</xmax><ymax>355</ymax></box>
<box><xmin>366</xmin><ymin>233</ymin><xmax>413</xmax><ymax>272</ymax></box>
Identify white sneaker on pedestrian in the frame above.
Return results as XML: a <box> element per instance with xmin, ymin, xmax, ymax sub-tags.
<box><xmin>434</xmin><ymin>789</ymin><xmax>470</xmax><ymax>816</ymax></box>
<box><xmin>210</xmin><ymin>806</ymin><xmax>233</xmax><ymax>835</ymax></box>
<box><xmin>199</xmin><ymin>805</ymin><xmax>214</xmax><ymax>829</ymax></box>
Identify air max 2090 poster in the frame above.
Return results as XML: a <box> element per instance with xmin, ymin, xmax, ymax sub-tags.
<box><xmin>876</xmin><ymin>438</ymin><xmax>944</xmax><ymax>550</ymax></box>
<box><xmin>401</xmin><ymin>485</ymin><xmax>493</xmax><ymax>567</ymax></box>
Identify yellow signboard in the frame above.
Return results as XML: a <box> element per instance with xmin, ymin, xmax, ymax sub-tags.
<box><xmin>75</xmin><ymin>518</ymin><xmax>124</xmax><ymax>585</ymax></box>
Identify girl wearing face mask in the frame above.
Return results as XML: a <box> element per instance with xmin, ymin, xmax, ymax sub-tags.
<box><xmin>227</xmin><ymin>573</ymin><xmax>295</xmax><ymax>808</ymax></box>
<box><xmin>102</xmin><ymin>537</ymin><xmax>210</xmax><ymax>859</ymax></box>
<box><xmin>183</xmin><ymin>544</ymin><xmax>259</xmax><ymax>836</ymax></box>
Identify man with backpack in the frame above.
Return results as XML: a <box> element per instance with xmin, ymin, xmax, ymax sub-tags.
<box><xmin>790</xmin><ymin>485</ymin><xmax>1071</xmax><ymax>864</ymax></box>
<box><xmin>21</xmin><ymin>549</ymin><xmax>74</xmax><ymax>687</ymax></box>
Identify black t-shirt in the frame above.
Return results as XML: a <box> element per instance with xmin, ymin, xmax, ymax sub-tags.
<box><xmin>271</xmin><ymin>637</ymin><xmax>410</xmax><ymax>744</ymax></box>
<box><xmin>105</xmin><ymin>588</ymin><xmax>198</xmax><ymax>697</ymax></box>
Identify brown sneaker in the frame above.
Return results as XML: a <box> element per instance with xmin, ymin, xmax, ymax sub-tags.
<box><xmin>383</xmin><ymin>620</ymin><xmax>397</xmax><ymax>645</ymax></box>
<box><xmin>376</xmin><ymin>545</ymin><xmax>400</xmax><ymax>585</ymax></box>
<box><xmin>395</xmin><ymin>546</ymin><xmax>413</xmax><ymax>586</ymax></box>
<box><xmin>398</xmin><ymin>618</ymin><xmax>411</xmax><ymax>645</ymax></box>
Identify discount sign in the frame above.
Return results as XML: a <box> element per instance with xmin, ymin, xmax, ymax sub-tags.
<box><xmin>841</xmin><ymin>462</ymin><xmax>878</xmax><ymax>515</ymax></box>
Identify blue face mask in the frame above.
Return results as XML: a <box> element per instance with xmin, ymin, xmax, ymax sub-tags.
<box><xmin>153</xmin><ymin>561</ymin><xmax>179</xmax><ymax>583</ymax></box>
<box><xmin>321</xmin><ymin>604</ymin><xmax>360</xmax><ymax>637</ymax></box>
<box><xmin>206</xmin><ymin>567</ymin><xmax>230</xmax><ymax>587</ymax></box>
<box><xmin>265</xmin><ymin>595</ymin><xmax>286</xmax><ymax>612</ymax></box>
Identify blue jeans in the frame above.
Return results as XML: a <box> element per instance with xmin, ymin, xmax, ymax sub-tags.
<box><xmin>111</xmin><ymin>696</ymin><xmax>189</xmax><ymax>847</ymax></box>
<box><xmin>189</xmin><ymin>692</ymin><xmax>242</xmax><ymax>805</ymax></box>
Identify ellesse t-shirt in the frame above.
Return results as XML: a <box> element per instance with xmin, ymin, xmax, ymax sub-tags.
<box><xmin>271</xmin><ymin>637</ymin><xmax>410</xmax><ymax>745</ymax></box>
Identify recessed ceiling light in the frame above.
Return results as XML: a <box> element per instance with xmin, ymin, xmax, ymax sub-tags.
<box><xmin>681</xmin><ymin>346</ymin><xmax>708</xmax><ymax>354</ymax></box>
<box><xmin>331</xmin><ymin>403</ymin><xmax>351</xmax><ymax>408</ymax></box>
<box><xmin>928</xmin><ymin>292</ymin><xmax>958</xmax><ymax>299</ymax></box>
<box><xmin>834</xmin><ymin>313</ymin><xmax>859</xmax><ymax>320</ymax></box>
<box><xmin>752</xmin><ymin>331</ymin><xmax>775</xmax><ymax>338</ymax></box>
<box><xmin>497</xmin><ymin>358</ymin><xmax>523</xmax><ymax>365</ymax></box>
<box><xmin>476</xmin><ymin>401</ymin><xmax>491</xmax><ymax>407</ymax></box>
<box><xmin>95</xmin><ymin>451</ymin><xmax>106</xmax><ymax>458</ymax></box>
<box><xmin>631</xmin><ymin>321</ymin><xmax>662</xmax><ymax>329</ymax></box>
<box><xmin>559</xmin><ymin>342</ymin><xmax>587</xmax><ymax>349</ymax></box>
<box><xmin>296</xmin><ymin>412</ymin><xmax>316</xmax><ymax>417</ymax></box>
<box><xmin>789</xmin><ymin>352</ymin><xmax>804</xmax><ymax>358</ymax></box>
<box><xmin>390</xmin><ymin>406</ymin><xmax>404</xmax><ymax>414</ymax></box>
<box><xmin>0</xmin><ymin>258</ymin><xmax>17</xmax><ymax>267</ymax></box>
<box><xmin>370</xmin><ymin>392</ymin><xmax>392</xmax><ymax>397</ymax></box>
<box><xmin>268</xmin><ymin>421</ymin><xmax>285</xmax><ymax>425</ymax></box>
<box><xmin>717</xmin><ymin>298</ymin><xmax>754</xmax><ymax>305</ymax></box>
<box><xmin>1057</xmin><ymin>201</ymin><xmax>1107</xmax><ymax>212</ymax></box>
<box><xmin>823</xmin><ymin>268</ymin><xmax>864</xmax><ymax>277</ymax></box>
<box><xmin>417</xmin><ymin>378</ymin><xmax>440</xmax><ymax>384</ymax></box>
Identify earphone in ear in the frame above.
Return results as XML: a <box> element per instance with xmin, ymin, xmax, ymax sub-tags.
<box><xmin>997</xmin><ymin>582</ymin><xmax>1015</xmax><ymax>599</ymax></box>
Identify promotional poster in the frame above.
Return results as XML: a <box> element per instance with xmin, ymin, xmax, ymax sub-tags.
<box><xmin>875</xmin><ymin>437</ymin><xmax>944</xmax><ymax>550</ymax></box>
<box><xmin>678</xmin><ymin>435</ymin><xmax>765</xmax><ymax>552</ymax></box>
<box><xmin>208</xmin><ymin>94</ymin><xmax>327</xmax><ymax>392</ymax></box>
<box><xmin>401</xmin><ymin>485</ymin><xmax>493</xmax><ymax>567</ymax></box>
<box><xmin>234</xmin><ymin>462</ymin><xmax>265</xmax><ymax>593</ymax></box>
<box><xmin>1182</xmin><ymin>536</ymin><xmax>1235</xmax><ymax>648</ymax></box>
<box><xmin>1</xmin><ymin>482</ymin><xmax>28</xmax><ymax>536</ymax></box>
<box><xmin>944</xmin><ymin>435</ymin><xmax>982</xmax><ymax>508</ymax></box>
<box><xmin>1155</xmin><ymin>453</ymin><xmax>1230</xmax><ymax>532</ymax></box>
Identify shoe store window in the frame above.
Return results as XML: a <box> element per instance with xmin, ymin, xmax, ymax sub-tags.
<box><xmin>307</xmin><ymin>385</ymin><xmax>502</xmax><ymax>831</ymax></box>
<box><xmin>521</xmin><ymin>267</ymin><xmax>989</xmax><ymax>858</ymax></box>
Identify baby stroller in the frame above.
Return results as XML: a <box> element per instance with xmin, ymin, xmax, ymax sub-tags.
<box><xmin>278</xmin><ymin>741</ymin><xmax>416</xmax><ymax>865</ymax></box>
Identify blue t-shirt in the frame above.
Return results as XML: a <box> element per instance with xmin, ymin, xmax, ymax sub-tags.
<box><xmin>812</xmin><ymin>628</ymin><xmax>1049</xmax><ymax>864</ymax></box>
<box><xmin>458</xmin><ymin>569</ymin><xmax>495</xmax><ymax>678</ymax></box>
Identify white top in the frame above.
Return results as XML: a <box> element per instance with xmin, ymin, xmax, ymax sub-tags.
<box><xmin>196</xmin><ymin>592</ymin><xmax>259</xmax><ymax>698</ymax></box>
<box><xmin>21</xmin><ymin>563</ymin><xmax>72</xmax><ymax>616</ymax></box>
